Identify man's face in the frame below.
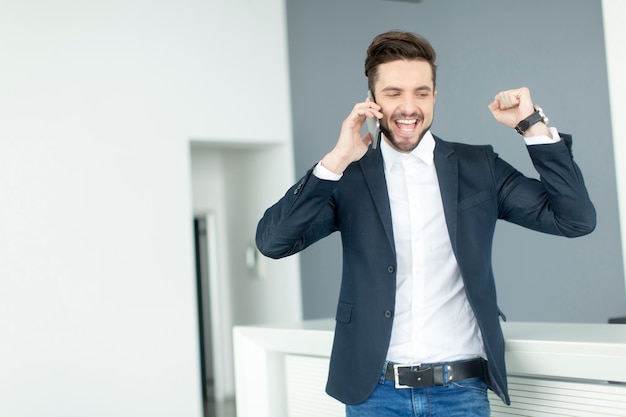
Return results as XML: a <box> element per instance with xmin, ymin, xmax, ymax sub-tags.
<box><xmin>373</xmin><ymin>59</ymin><xmax>436</xmax><ymax>153</ymax></box>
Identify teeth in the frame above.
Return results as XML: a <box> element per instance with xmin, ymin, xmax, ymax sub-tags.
<box><xmin>397</xmin><ymin>119</ymin><xmax>417</xmax><ymax>124</ymax></box>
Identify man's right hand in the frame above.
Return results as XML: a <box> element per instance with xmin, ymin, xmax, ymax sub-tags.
<box><xmin>321</xmin><ymin>97</ymin><xmax>382</xmax><ymax>175</ymax></box>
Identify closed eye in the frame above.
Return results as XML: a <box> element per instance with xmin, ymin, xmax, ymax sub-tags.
<box><xmin>416</xmin><ymin>88</ymin><xmax>432</xmax><ymax>98</ymax></box>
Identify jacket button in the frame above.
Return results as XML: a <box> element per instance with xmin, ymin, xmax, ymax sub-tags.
<box><xmin>384</xmin><ymin>310</ymin><xmax>393</xmax><ymax>318</ymax></box>
<box><xmin>387</xmin><ymin>265</ymin><xmax>394</xmax><ymax>273</ymax></box>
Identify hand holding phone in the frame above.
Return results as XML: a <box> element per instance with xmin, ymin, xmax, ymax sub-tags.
<box><xmin>366</xmin><ymin>90</ymin><xmax>380</xmax><ymax>149</ymax></box>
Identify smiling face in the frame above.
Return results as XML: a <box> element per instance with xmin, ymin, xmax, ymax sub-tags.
<box><xmin>373</xmin><ymin>59</ymin><xmax>436</xmax><ymax>153</ymax></box>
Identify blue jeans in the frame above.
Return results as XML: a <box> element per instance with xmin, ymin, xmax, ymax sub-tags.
<box><xmin>345</xmin><ymin>362</ymin><xmax>490</xmax><ymax>417</ymax></box>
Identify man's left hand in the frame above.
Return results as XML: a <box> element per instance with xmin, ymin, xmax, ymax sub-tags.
<box><xmin>488</xmin><ymin>87</ymin><xmax>551</xmax><ymax>138</ymax></box>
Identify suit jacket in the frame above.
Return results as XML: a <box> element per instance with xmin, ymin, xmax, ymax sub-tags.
<box><xmin>256</xmin><ymin>134</ymin><xmax>596</xmax><ymax>405</ymax></box>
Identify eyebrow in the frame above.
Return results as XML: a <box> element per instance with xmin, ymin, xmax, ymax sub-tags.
<box><xmin>381</xmin><ymin>85</ymin><xmax>433</xmax><ymax>93</ymax></box>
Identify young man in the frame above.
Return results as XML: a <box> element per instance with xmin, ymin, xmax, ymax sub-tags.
<box><xmin>256</xmin><ymin>31</ymin><xmax>595</xmax><ymax>416</ymax></box>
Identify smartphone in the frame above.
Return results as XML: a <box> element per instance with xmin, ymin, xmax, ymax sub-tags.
<box><xmin>366</xmin><ymin>90</ymin><xmax>380</xmax><ymax>149</ymax></box>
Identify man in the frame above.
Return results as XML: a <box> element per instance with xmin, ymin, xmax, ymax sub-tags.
<box><xmin>256</xmin><ymin>31</ymin><xmax>595</xmax><ymax>416</ymax></box>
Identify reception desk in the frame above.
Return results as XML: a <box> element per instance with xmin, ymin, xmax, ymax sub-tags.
<box><xmin>233</xmin><ymin>320</ymin><xmax>626</xmax><ymax>417</ymax></box>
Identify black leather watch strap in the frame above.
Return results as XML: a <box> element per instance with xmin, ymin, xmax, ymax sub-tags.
<box><xmin>515</xmin><ymin>106</ymin><xmax>548</xmax><ymax>135</ymax></box>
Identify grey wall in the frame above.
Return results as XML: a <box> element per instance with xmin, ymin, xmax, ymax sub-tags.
<box><xmin>285</xmin><ymin>0</ymin><xmax>626</xmax><ymax>323</ymax></box>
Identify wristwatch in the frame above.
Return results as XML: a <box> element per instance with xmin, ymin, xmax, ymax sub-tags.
<box><xmin>514</xmin><ymin>106</ymin><xmax>549</xmax><ymax>135</ymax></box>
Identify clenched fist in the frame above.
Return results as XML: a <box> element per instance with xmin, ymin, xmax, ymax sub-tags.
<box><xmin>488</xmin><ymin>87</ymin><xmax>551</xmax><ymax>138</ymax></box>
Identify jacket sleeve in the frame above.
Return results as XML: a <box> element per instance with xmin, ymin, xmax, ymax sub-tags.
<box><xmin>256</xmin><ymin>168</ymin><xmax>340</xmax><ymax>259</ymax></box>
<box><xmin>496</xmin><ymin>134</ymin><xmax>596</xmax><ymax>237</ymax></box>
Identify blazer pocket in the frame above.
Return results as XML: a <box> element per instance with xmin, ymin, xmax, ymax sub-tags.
<box><xmin>458</xmin><ymin>190</ymin><xmax>492</xmax><ymax>212</ymax></box>
<box><xmin>336</xmin><ymin>302</ymin><xmax>353</xmax><ymax>323</ymax></box>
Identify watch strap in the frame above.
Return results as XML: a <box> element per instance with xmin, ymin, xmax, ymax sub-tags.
<box><xmin>515</xmin><ymin>106</ymin><xmax>549</xmax><ymax>135</ymax></box>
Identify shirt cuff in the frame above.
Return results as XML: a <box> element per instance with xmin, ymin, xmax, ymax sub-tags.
<box><xmin>524</xmin><ymin>126</ymin><xmax>562</xmax><ymax>146</ymax></box>
<box><xmin>313</xmin><ymin>161</ymin><xmax>343</xmax><ymax>181</ymax></box>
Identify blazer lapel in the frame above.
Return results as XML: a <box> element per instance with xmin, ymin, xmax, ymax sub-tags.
<box><xmin>433</xmin><ymin>137</ymin><xmax>459</xmax><ymax>254</ymax></box>
<box><xmin>358</xmin><ymin>138</ymin><xmax>459</xmax><ymax>255</ymax></box>
<box><xmin>359</xmin><ymin>148</ymin><xmax>396</xmax><ymax>252</ymax></box>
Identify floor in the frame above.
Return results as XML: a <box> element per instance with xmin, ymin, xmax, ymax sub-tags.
<box><xmin>204</xmin><ymin>399</ymin><xmax>237</xmax><ymax>417</ymax></box>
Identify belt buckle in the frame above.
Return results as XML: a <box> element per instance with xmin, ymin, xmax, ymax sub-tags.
<box><xmin>393</xmin><ymin>363</ymin><xmax>422</xmax><ymax>389</ymax></box>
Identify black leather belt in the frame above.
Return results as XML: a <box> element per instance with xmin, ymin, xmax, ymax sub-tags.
<box><xmin>385</xmin><ymin>358</ymin><xmax>487</xmax><ymax>389</ymax></box>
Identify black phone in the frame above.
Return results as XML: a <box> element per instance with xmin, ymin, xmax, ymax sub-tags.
<box><xmin>366</xmin><ymin>90</ymin><xmax>380</xmax><ymax>149</ymax></box>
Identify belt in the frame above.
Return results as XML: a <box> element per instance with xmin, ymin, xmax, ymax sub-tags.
<box><xmin>385</xmin><ymin>358</ymin><xmax>487</xmax><ymax>389</ymax></box>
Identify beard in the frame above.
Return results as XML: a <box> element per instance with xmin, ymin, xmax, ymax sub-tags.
<box><xmin>380</xmin><ymin>114</ymin><xmax>432</xmax><ymax>153</ymax></box>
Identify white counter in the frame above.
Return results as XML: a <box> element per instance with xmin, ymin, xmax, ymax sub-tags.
<box><xmin>233</xmin><ymin>320</ymin><xmax>626</xmax><ymax>417</ymax></box>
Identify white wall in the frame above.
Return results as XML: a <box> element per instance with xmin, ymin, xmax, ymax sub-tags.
<box><xmin>0</xmin><ymin>0</ymin><xmax>294</xmax><ymax>415</ymax></box>
<box><xmin>603</xmin><ymin>0</ymin><xmax>626</xmax><ymax>301</ymax></box>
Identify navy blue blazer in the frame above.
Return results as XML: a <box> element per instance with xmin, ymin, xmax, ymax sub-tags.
<box><xmin>256</xmin><ymin>134</ymin><xmax>595</xmax><ymax>405</ymax></box>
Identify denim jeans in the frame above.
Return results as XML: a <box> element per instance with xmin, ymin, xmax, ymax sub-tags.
<box><xmin>345</xmin><ymin>362</ymin><xmax>491</xmax><ymax>417</ymax></box>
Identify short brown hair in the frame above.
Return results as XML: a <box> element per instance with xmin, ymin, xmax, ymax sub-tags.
<box><xmin>365</xmin><ymin>31</ymin><xmax>437</xmax><ymax>94</ymax></box>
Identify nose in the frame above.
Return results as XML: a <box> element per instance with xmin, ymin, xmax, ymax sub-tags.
<box><xmin>398</xmin><ymin>95</ymin><xmax>418</xmax><ymax>116</ymax></box>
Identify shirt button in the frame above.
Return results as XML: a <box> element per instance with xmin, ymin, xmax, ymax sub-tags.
<box><xmin>387</xmin><ymin>266</ymin><xmax>394</xmax><ymax>273</ymax></box>
<box><xmin>384</xmin><ymin>310</ymin><xmax>393</xmax><ymax>318</ymax></box>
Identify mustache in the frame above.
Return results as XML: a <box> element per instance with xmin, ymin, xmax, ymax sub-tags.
<box><xmin>390</xmin><ymin>111</ymin><xmax>422</xmax><ymax>120</ymax></box>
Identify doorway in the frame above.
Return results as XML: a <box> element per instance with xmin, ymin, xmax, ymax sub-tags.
<box><xmin>189</xmin><ymin>142</ymin><xmax>303</xmax><ymax>412</ymax></box>
<box><xmin>193</xmin><ymin>211</ymin><xmax>231</xmax><ymax>405</ymax></box>
<box><xmin>194</xmin><ymin>214</ymin><xmax>215</xmax><ymax>402</ymax></box>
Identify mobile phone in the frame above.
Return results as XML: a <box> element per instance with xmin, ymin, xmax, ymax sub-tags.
<box><xmin>366</xmin><ymin>90</ymin><xmax>380</xmax><ymax>149</ymax></box>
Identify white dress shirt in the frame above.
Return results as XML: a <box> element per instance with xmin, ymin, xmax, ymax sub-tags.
<box><xmin>381</xmin><ymin>131</ymin><xmax>484</xmax><ymax>363</ymax></box>
<box><xmin>314</xmin><ymin>127</ymin><xmax>560</xmax><ymax>364</ymax></box>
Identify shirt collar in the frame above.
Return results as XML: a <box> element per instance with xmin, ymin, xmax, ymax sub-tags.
<box><xmin>381</xmin><ymin>130</ymin><xmax>435</xmax><ymax>174</ymax></box>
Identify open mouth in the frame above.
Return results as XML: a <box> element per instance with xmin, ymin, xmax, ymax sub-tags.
<box><xmin>395</xmin><ymin>119</ymin><xmax>419</xmax><ymax>134</ymax></box>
